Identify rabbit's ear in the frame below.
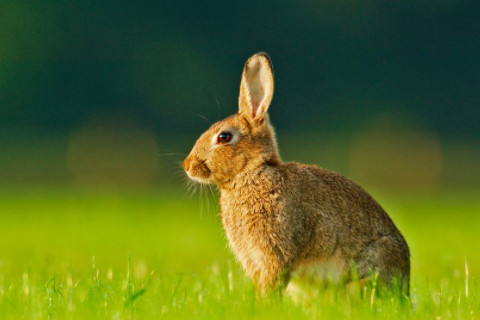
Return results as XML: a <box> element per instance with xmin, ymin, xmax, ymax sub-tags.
<box><xmin>238</xmin><ymin>52</ymin><xmax>274</xmax><ymax>123</ymax></box>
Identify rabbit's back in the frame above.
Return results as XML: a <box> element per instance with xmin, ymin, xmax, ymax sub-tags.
<box><xmin>280</xmin><ymin>162</ymin><xmax>410</xmax><ymax>282</ymax></box>
<box><xmin>281</xmin><ymin>164</ymin><xmax>404</xmax><ymax>247</ymax></box>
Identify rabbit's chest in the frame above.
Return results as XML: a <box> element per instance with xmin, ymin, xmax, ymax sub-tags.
<box><xmin>221</xmin><ymin>206</ymin><xmax>274</xmax><ymax>272</ymax></box>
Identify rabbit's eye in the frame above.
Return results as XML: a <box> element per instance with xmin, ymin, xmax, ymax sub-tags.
<box><xmin>217</xmin><ymin>132</ymin><xmax>232</xmax><ymax>144</ymax></box>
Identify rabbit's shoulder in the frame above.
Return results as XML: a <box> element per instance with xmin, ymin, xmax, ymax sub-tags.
<box><xmin>277</xmin><ymin>162</ymin><xmax>386</xmax><ymax>215</ymax></box>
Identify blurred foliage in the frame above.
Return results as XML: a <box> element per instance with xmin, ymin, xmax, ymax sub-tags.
<box><xmin>0</xmin><ymin>0</ymin><xmax>479</xmax><ymax>189</ymax></box>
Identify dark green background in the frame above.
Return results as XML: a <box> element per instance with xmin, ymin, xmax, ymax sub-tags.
<box><xmin>1</xmin><ymin>1</ymin><xmax>479</xmax><ymax>189</ymax></box>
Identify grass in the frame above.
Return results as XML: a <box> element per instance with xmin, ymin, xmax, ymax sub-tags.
<box><xmin>0</xmin><ymin>185</ymin><xmax>478</xmax><ymax>319</ymax></box>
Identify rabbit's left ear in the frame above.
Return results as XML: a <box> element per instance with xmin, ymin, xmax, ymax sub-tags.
<box><xmin>238</xmin><ymin>52</ymin><xmax>274</xmax><ymax>123</ymax></box>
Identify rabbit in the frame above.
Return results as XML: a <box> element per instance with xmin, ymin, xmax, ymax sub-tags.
<box><xmin>183</xmin><ymin>52</ymin><xmax>410</xmax><ymax>296</ymax></box>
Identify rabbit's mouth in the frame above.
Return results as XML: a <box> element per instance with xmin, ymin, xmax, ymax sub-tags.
<box><xmin>183</xmin><ymin>156</ymin><xmax>212</xmax><ymax>184</ymax></box>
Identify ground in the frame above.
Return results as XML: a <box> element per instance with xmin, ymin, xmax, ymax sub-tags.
<box><xmin>0</xmin><ymin>186</ymin><xmax>478</xmax><ymax>319</ymax></box>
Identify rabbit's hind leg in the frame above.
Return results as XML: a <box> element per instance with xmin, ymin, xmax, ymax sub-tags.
<box><xmin>352</xmin><ymin>236</ymin><xmax>410</xmax><ymax>294</ymax></box>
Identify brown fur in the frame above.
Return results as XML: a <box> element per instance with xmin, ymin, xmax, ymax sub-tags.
<box><xmin>184</xmin><ymin>53</ymin><xmax>410</xmax><ymax>295</ymax></box>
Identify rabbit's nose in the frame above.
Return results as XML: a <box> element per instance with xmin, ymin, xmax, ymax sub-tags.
<box><xmin>183</xmin><ymin>155</ymin><xmax>193</xmax><ymax>172</ymax></box>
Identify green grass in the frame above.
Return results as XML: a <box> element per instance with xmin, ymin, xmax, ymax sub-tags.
<box><xmin>0</xmin><ymin>186</ymin><xmax>478</xmax><ymax>319</ymax></box>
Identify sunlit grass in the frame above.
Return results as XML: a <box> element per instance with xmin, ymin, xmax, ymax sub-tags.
<box><xmin>0</xmin><ymin>186</ymin><xmax>478</xmax><ymax>319</ymax></box>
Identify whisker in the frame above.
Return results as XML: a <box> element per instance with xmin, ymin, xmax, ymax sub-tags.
<box><xmin>199</xmin><ymin>184</ymin><xmax>206</xmax><ymax>218</ymax></box>
<box><xmin>206</xmin><ymin>88</ymin><xmax>222</xmax><ymax>119</ymax></box>
<box><xmin>214</xmin><ymin>96</ymin><xmax>221</xmax><ymax>119</ymax></box>
<box><xmin>180</xmin><ymin>167</ymin><xmax>218</xmax><ymax>217</ymax></box>
<box><xmin>207</xmin><ymin>184</ymin><xmax>217</xmax><ymax>214</ymax></box>
<box><xmin>176</xmin><ymin>173</ymin><xmax>189</xmax><ymax>182</ymax></box>
<box><xmin>190</xmin><ymin>112</ymin><xmax>212</xmax><ymax>125</ymax></box>
<box><xmin>184</xmin><ymin>179</ymin><xmax>197</xmax><ymax>198</ymax></box>
<box><xmin>205</xmin><ymin>184</ymin><xmax>210</xmax><ymax>216</ymax></box>
<box><xmin>208</xmin><ymin>185</ymin><xmax>218</xmax><ymax>208</ymax></box>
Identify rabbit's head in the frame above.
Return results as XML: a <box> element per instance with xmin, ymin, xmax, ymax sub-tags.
<box><xmin>184</xmin><ymin>53</ymin><xmax>280</xmax><ymax>186</ymax></box>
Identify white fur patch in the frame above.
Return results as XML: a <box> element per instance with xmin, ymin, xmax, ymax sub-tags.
<box><xmin>186</xmin><ymin>171</ymin><xmax>210</xmax><ymax>184</ymax></box>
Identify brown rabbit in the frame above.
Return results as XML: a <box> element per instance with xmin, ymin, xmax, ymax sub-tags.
<box><xmin>184</xmin><ymin>53</ymin><xmax>410</xmax><ymax>296</ymax></box>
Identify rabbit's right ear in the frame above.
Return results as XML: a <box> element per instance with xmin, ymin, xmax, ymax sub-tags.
<box><xmin>238</xmin><ymin>52</ymin><xmax>274</xmax><ymax>125</ymax></box>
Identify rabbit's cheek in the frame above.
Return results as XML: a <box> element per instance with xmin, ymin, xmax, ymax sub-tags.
<box><xmin>213</xmin><ymin>163</ymin><xmax>235</xmax><ymax>184</ymax></box>
<box><xmin>208</xmin><ymin>153</ymin><xmax>247</xmax><ymax>185</ymax></box>
<box><xmin>233</xmin><ymin>154</ymin><xmax>248</xmax><ymax>173</ymax></box>
<box><xmin>221</xmin><ymin>153</ymin><xmax>246</xmax><ymax>176</ymax></box>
